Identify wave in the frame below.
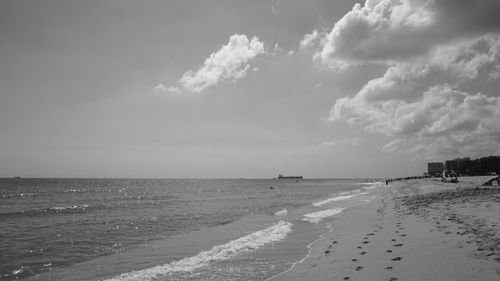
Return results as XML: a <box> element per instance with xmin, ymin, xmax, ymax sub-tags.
<box><xmin>359</xmin><ymin>182</ymin><xmax>383</xmax><ymax>189</ymax></box>
<box><xmin>0</xmin><ymin>204</ymin><xmax>93</xmax><ymax>218</ymax></box>
<box><xmin>312</xmin><ymin>192</ymin><xmax>368</xmax><ymax>207</ymax></box>
<box><xmin>47</xmin><ymin>205</ymin><xmax>90</xmax><ymax>211</ymax></box>
<box><xmin>274</xmin><ymin>208</ymin><xmax>288</xmax><ymax>216</ymax></box>
<box><xmin>0</xmin><ymin>192</ymin><xmax>39</xmax><ymax>198</ymax></box>
<box><xmin>104</xmin><ymin>220</ymin><xmax>293</xmax><ymax>281</ymax></box>
<box><xmin>302</xmin><ymin>208</ymin><xmax>345</xmax><ymax>224</ymax></box>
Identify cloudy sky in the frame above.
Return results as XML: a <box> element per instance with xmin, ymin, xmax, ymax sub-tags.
<box><xmin>1</xmin><ymin>0</ymin><xmax>500</xmax><ymax>178</ymax></box>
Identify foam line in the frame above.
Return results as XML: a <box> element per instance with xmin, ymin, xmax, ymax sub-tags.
<box><xmin>274</xmin><ymin>208</ymin><xmax>288</xmax><ymax>216</ymax></box>
<box><xmin>265</xmin><ymin>221</ymin><xmax>335</xmax><ymax>281</ymax></box>
<box><xmin>313</xmin><ymin>193</ymin><xmax>369</xmax><ymax>207</ymax></box>
<box><xmin>360</xmin><ymin>182</ymin><xmax>383</xmax><ymax>189</ymax></box>
<box><xmin>104</xmin><ymin>221</ymin><xmax>293</xmax><ymax>281</ymax></box>
<box><xmin>303</xmin><ymin>208</ymin><xmax>345</xmax><ymax>224</ymax></box>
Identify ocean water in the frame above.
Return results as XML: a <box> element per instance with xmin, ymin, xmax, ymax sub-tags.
<box><xmin>0</xmin><ymin>178</ymin><xmax>382</xmax><ymax>281</ymax></box>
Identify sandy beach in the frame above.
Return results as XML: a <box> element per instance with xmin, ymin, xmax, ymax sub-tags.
<box><xmin>269</xmin><ymin>177</ymin><xmax>500</xmax><ymax>281</ymax></box>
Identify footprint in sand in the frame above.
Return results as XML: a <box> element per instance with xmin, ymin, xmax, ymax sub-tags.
<box><xmin>360</xmin><ymin>251</ymin><xmax>367</xmax><ymax>255</ymax></box>
<box><xmin>391</xmin><ymin>257</ymin><xmax>402</xmax><ymax>261</ymax></box>
<box><xmin>391</xmin><ymin>239</ymin><xmax>397</xmax><ymax>242</ymax></box>
<box><xmin>388</xmin><ymin>277</ymin><xmax>398</xmax><ymax>281</ymax></box>
<box><xmin>352</xmin><ymin>258</ymin><xmax>358</xmax><ymax>262</ymax></box>
<box><xmin>386</xmin><ymin>249</ymin><xmax>393</xmax><ymax>253</ymax></box>
<box><xmin>393</xmin><ymin>243</ymin><xmax>403</xmax><ymax>247</ymax></box>
<box><xmin>355</xmin><ymin>266</ymin><xmax>363</xmax><ymax>271</ymax></box>
<box><xmin>343</xmin><ymin>277</ymin><xmax>351</xmax><ymax>280</ymax></box>
<box><xmin>386</xmin><ymin>266</ymin><xmax>393</xmax><ymax>270</ymax></box>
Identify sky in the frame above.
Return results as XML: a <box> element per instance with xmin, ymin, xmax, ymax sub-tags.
<box><xmin>1</xmin><ymin>0</ymin><xmax>500</xmax><ymax>178</ymax></box>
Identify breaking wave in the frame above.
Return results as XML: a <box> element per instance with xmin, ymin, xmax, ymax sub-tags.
<box><xmin>274</xmin><ymin>208</ymin><xmax>288</xmax><ymax>216</ymax></box>
<box><xmin>0</xmin><ymin>204</ymin><xmax>92</xmax><ymax>218</ymax></box>
<box><xmin>302</xmin><ymin>208</ymin><xmax>345</xmax><ymax>224</ymax></box>
<box><xmin>104</xmin><ymin>220</ymin><xmax>293</xmax><ymax>281</ymax></box>
<box><xmin>360</xmin><ymin>182</ymin><xmax>383</xmax><ymax>189</ymax></box>
<box><xmin>312</xmin><ymin>193</ymin><xmax>368</xmax><ymax>207</ymax></box>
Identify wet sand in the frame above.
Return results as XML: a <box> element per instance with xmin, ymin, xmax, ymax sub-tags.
<box><xmin>269</xmin><ymin>177</ymin><xmax>500</xmax><ymax>281</ymax></box>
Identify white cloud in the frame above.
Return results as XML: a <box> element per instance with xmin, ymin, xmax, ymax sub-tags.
<box><xmin>331</xmin><ymin>78</ymin><xmax>500</xmax><ymax>158</ymax></box>
<box><xmin>154</xmin><ymin>84</ymin><xmax>180</xmax><ymax>94</ymax></box>
<box><xmin>322</xmin><ymin>0</ymin><xmax>500</xmax><ymax>159</ymax></box>
<box><xmin>489</xmin><ymin>65</ymin><xmax>500</xmax><ymax>79</ymax></box>
<box><xmin>176</xmin><ymin>34</ymin><xmax>266</xmax><ymax>93</ymax></box>
<box><xmin>431</xmin><ymin>34</ymin><xmax>500</xmax><ymax>80</ymax></box>
<box><xmin>317</xmin><ymin>0</ymin><xmax>500</xmax><ymax>69</ymax></box>
<box><xmin>300</xmin><ymin>29</ymin><xmax>320</xmax><ymax>50</ymax></box>
<box><xmin>154</xmin><ymin>83</ymin><xmax>168</xmax><ymax>91</ymax></box>
<box><xmin>328</xmin><ymin>34</ymin><xmax>500</xmax><ymax>136</ymax></box>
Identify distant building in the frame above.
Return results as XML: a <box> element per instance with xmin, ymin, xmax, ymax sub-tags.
<box><xmin>445</xmin><ymin>159</ymin><xmax>458</xmax><ymax>174</ymax></box>
<box><xmin>445</xmin><ymin>157</ymin><xmax>473</xmax><ymax>176</ymax></box>
<box><xmin>471</xmin><ymin>156</ymin><xmax>500</xmax><ymax>175</ymax></box>
<box><xmin>431</xmin><ymin>155</ymin><xmax>500</xmax><ymax>176</ymax></box>
<box><xmin>427</xmin><ymin>162</ymin><xmax>444</xmax><ymax>176</ymax></box>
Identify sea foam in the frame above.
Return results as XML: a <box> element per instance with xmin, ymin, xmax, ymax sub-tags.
<box><xmin>302</xmin><ymin>208</ymin><xmax>345</xmax><ymax>224</ymax></box>
<box><xmin>274</xmin><ymin>208</ymin><xmax>288</xmax><ymax>216</ymax></box>
<box><xmin>360</xmin><ymin>182</ymin><xmax>383</xmax><ymax>189</ymax></box>
<box><xmin>312</xmin><ymin>193</ymin><xmax>369</xmax><ymax>207</ymax></box>
<box><xmin>104</xmin><ymin>220</ymin><xmax>293</xmax><ymax>281</ymax></box>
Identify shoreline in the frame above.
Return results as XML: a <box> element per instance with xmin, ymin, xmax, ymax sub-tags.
<box><xmin>270</xmin><ymin>176</ymin><xmax>500</xmax><ymax>281</ymax></box>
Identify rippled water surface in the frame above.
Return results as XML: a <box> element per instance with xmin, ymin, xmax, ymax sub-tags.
<box><xmin>0</xmin><ymin>178</ymin><xmax>376</xmax><ymax>280</ymax></box>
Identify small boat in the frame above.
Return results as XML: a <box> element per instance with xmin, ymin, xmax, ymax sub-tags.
<box><xmin>277</xmin><ymin>174</ymin><xmax>303</xmax><ymax>179</ymax></box>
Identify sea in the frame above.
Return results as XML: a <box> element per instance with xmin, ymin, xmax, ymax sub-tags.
<box><xmin>0</xmin><ymin>178</ymin><xmax>382</xmax><ymax>281</ymax></box>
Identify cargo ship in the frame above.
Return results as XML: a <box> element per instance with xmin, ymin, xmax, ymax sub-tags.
<box><xmin>277</xmin><ymin>174</ymin><xmax>303</xmax><ymax>179</ymax></box>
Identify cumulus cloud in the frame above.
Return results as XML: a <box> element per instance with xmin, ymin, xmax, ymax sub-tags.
<box><xmin>330</xmin><ymin>64</ymin><xmax>500</xmax><ymax>158</ymax></box>
<box><xmin>328</xmin><ymin>32</ymin><xmax>500</xmax><ymax>157</ymax></box>
<box><xmin>175</xmin><ymin>34</ymin><xmax>265</xmax><ymax>93</ymax></box>
<box><xmin>300</xmin><ymin>29</ymin><xmax>321</xmax><ymax>50</ymax></box>
<box><xmin>322</xmin><ymin>0</ymin><xmax>500</xmax><ymax>159</ymax></box>
<box><xmin>317</xmin><ymin>0</ymin><xmax>500</xmax><ymax>68</ymax></box>
<box><xmin>332</xmin><ymin>83</ymin><xmax>500</xmax><ymax>136</ymax></box>
<box><xmin>154</xmin><ymin>84</ymin><xmax>180</xmax><ymax>94</ymax></box>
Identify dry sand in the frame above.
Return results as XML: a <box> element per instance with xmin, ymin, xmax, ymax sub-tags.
<box><xmin>269</xmin><ymin>177</ymin><xmax>500</xmax><ymax>281</ymax></box>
